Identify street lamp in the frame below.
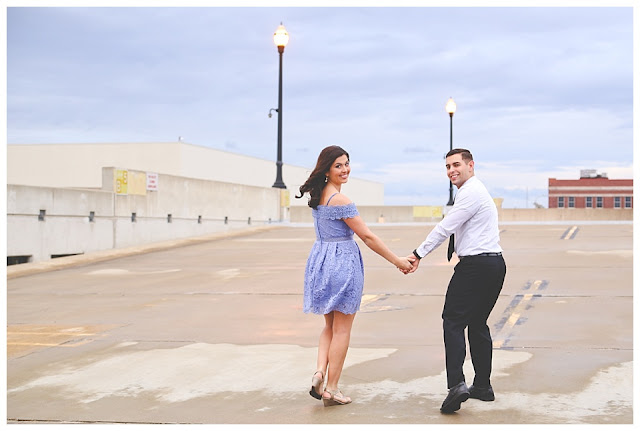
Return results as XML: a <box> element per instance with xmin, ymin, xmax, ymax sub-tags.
<box><xmin>445</xmin><ymin>97</ymin><xmax>457</xmax><ymax>206</ymax></box>
<box><xmin>272</xmin><ymin>23</ymin><xmax>289</xmax><ymax>189</ymax></box>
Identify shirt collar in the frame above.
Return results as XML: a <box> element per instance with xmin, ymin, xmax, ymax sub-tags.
<box><xmin>459</xmin><ymin>175</ymin><xmax>478</xmax><ymax>190</ymax></box>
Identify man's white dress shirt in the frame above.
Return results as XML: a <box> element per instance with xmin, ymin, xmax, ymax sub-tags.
<box><xmin>415</xmin><ymin>176</ymin><xmax>502</xmax><ymax>259</ymax></box>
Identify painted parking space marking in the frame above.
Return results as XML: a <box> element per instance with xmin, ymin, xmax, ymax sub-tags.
<box><xmin>493</xmin><ymin>280</ymin><xmax>548</xmax><ymax>349</ymax></box>
<box><xmin>360</xmin><ymin>294</ymin><xmax>406</xmax><ymax>313</ymax></box>
<box><xmin>561</xmin><ymin>225</ymin><xmax>579</xmax><ymax>240</ymax></box>
<box><xmin>7</xmin><ymin>324</ymin><xmax>118</xmax><ymax>358</ymax></box>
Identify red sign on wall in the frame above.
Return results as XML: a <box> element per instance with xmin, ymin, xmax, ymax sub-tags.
<box><xmin>146</xmin><ymin>172</ymin><xmax>158</xmax><ymax>191</ymax></box>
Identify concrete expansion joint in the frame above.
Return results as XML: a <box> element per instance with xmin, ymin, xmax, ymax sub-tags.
<box><xmin>126</xmin><ymin>339</ymin><xmax>198</xmax><ymax>344</ymax></box>
<box><xmin>8</xmin><ymin>419</ymin><xmax>182</xmax><ymax>425</ymax></box>
<box><xmin>537</xmin><ymin>294</ymin><xmax>632</xmax><ymax>299</ymax></box>
<box><xmin>214</xmin><ymin>292</ymin><xmax>299</xmax><ymax>296</ymax></box>
<box><xmin>496</xmin><ymin>346</ymin><xmax>632</xmax><ymax>352</ymax></box>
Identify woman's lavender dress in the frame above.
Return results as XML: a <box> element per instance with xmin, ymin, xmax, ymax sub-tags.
<box><xmin>303</xmin><ymin>202</ymin><xmax>364</xmax><ymax>315</ymax></box>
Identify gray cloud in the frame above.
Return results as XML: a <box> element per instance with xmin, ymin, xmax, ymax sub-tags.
<box><xmin>7</xmin><ymin>6</ymin><xmax>633</xmax><ymax>207</ymax></box>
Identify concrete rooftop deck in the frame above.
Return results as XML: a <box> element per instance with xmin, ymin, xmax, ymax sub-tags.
<box><xmin>6</xmin><ymin>222</ymin><xmax>634</xmax><ymax>424</ymax></box>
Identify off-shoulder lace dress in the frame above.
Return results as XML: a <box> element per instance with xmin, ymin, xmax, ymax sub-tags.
<box><xmin>303</xmin><ymin>193</ymin><xmax>364</xmax><ymax>315</ymax></box>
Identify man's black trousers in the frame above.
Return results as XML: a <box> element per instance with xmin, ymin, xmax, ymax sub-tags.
<box><xmin>442</xmin><ymin>254</ymin><xmax>506</xmax><ymax>389</ymax></box>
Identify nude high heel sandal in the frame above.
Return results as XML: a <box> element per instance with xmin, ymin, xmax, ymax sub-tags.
<box><xmin>322</xmin><ymin>389</ymin><xmax>352</xmax><ymax>406</ymax></box>
<box><xmin>309</xmin><ymin>371</ymin><xmax>324</xmax><ymax>400</ymax></box>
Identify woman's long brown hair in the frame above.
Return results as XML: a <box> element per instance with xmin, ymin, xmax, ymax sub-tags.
<box><xmin>295</xmin><ymin>145</ymin><xmax>350</xmax><ymax>209</ymax></box>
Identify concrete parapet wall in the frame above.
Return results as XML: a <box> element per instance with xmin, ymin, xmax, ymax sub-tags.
<box><xmin>290</xmin><ymin>205</ymin><xmax>633</xmax><ymax>224</ymax></box>
<box><xmin>102</xmin><ymin>168</ymin><xmax>280</xmax><ymax>222</ymax></box>
<box><xmin>7</xmin><ymin>170</ymin><xmax>282</xmax><ymax>263</ymax></box>
<box><xmin>498</xmin><ymin>208</ymin><xmax>632</xmax><ymax>222</ymax></box>
<box><xmin>8</xmin><ymin>142</ymin><xmax>385</xmax><ymax>207</ymax></box>
<box><xmin>290</xmin><ymin>205</ymin><xmax>440</xmax><ymax>223</ymax></box>
<box><xmin>8</xmin><ymin>174</ymin><xmax>632</xmax><ymax>265</ymax></box>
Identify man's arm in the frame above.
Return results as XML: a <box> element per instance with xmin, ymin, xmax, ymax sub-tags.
<box><xmin>414</xmin><ymin>190</ymin><xmax>476</xmax><ymax>258</ymax></box>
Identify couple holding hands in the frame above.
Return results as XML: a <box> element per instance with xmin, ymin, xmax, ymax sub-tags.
<box><xmin>296</xmin><ymin>145</ymin><xmax>506</xmax><ymax>414</ymax></box>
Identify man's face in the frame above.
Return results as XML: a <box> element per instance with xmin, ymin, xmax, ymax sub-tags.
<box><xmin>446</xmin><ymin>153</ymin><xmax>474</xmax><ymax>188</ymax></box>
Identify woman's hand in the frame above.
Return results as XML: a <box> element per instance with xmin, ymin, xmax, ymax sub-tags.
<box><xmin>396</xmin><ymin>256</ymin><xmax>414</xmax><ymax>274</ymax></box>
<box><xmin>405</xmin><ymin>254</ymin><xmax>420</xmax><ymax>274</ymax></box>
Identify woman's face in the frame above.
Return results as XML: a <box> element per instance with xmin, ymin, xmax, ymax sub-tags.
<box><xmin>326</xmin><ymin>154</ymin><xmax>350</xmax><ymax>185</ymax></box>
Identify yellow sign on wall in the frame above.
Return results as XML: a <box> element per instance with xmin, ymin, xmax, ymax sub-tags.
<box><xmin>413</xmin><ymin>205</ymin><xmax>443</xmax><ymax>218</ymax></box>
<box><xmin>128</xmin><ymin>171</ymin><xmax>147</xmax><ymax>196</ymax></box>
<box><xmin>280</xmin><ymin>190</ymin><xmax>290</xmax><ymax>207</ymax></box>
<box><xmin>115</xmin><ymin>170</ymin><xmax>128</xmax><ymax>195</ymax></box>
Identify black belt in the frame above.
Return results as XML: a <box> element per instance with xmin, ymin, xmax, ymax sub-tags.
<box><xmin>459</xmin><ymin>252</ymin><xmax>502</xmax><ymax>260</ymax></box>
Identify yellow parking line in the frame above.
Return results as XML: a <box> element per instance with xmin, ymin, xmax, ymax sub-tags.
<box><xmin>7</xmin><ymin>341</ymin><xmax>90</xmax><ymax>347</ymax></box>
<box><xmin>563</xmin><ymin>226</ymin><xmax>578</xmax><ymax>240</ymax></box>
<box><xmin>493</xmin><ymin>280</ymin><xmax>543</xmax><ymax>348</ymax></box>
<box><xmin>493</xmin><ymin>339</ymin><xmax>505</xmax><ymax>349</ymax></box>
<box><xmin>361</xmin><ymin>294</ymin><xmax>382</xmax><ymax>307</ymax></box>
<box><xmin>505</xmin><ymin>312</ymin><xmax>521</xmax><ymax>328</ymax></box>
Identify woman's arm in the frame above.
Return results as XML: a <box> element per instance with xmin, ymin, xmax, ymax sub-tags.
<box><xmin>329</xmin><ymin>193</ymin><xmax>413</xmax><ymax>271</ymax></box>
<box><xmin>345</xmin><ymin>215</ymin><xmax>413</xmax><ymax>271</ymax></box>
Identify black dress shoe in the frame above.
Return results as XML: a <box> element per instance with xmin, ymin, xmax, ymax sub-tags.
<box><xmin>440</xmin><ymin>381</ymin><xmax>470</xmax><ymax>413</ymax></box>
<box><xmin>469</xmin><ymin>384</ymin><xmax>495</xmax><ymax>401</ymax></box>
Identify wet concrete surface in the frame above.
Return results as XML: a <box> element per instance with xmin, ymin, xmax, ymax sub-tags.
<box><xmin>6</xmin><ymin>222</ymin><xmax>633</xmax><ymax>424</ymax></box>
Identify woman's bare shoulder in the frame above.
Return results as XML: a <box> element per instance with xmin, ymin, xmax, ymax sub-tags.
<box><xmin>327</xmin><ymin>193</ymin><xmax>352</xmax><ymax>206</ymax></box>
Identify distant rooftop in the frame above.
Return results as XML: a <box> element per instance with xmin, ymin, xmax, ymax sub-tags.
<box><xmin>580</xmin><ymin>169</ymin><xmax>607</xmax><ymax>179</ymax></box>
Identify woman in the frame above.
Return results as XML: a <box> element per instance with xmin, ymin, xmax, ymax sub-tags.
<box><xmin>296</xmin><ymin>145</ymin><xmax>413</xmax><ymax>406</ymax></box>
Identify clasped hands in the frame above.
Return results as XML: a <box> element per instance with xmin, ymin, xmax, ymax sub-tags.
<box><xmin>397</xmin><ymin>254</ymin><xmax>420</xmax><ymax>275</ymax></box>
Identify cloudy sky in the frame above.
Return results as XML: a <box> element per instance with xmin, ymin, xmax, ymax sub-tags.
<box><xmin>6</xmin><ymin>3</ymin><xmax>635</xmax><ymax>208</ymax></box>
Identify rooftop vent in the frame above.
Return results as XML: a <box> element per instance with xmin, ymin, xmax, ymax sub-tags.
<box><xmin>580</xmin><ymin>169</ymin><xmax>607</xmax><ymax>179</ymax></box>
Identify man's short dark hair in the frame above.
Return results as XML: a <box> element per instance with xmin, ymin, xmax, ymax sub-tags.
<box><xmin>446</xmin><ymin>148</ymin><xmax>473</xmax><ymax>162</ymax></box>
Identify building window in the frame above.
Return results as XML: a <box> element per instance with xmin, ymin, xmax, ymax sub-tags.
<box><xmin>568</xmin><ymin>197</ymin><xmax>575</xmax><ymax>208</ymax></box>
<box><xmin>625</xmin><ymin>197</ymin><xmax>632</xmax><ymax>208</ymax></box>
<box><xmin>596</xmin><ymin>197</ymin><xmax>603</xmax><ymax>208</ymax></box>
<box><xmin>614</xmin><ymin>197</ymin><xmax>621</xmax><ymax>208</ymax></box>
<box><xmin>558</xmin><ymin>197</ymin><xmax>565</xmax><ymax>208</ymax></box>
<box><xmin>586</xmin><ymin>197</ymin><xmax>593</xmax><ymax>208</ymax></box>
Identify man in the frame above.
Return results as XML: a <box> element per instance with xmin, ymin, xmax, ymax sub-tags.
<box><xmin>408</xmin><ymin>148</ymin><xmax>506</xmax><ymax>414</ymax></box>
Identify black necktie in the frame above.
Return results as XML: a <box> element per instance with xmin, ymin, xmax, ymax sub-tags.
<box><xmin>447</xmin><ymin>234</ymin><xmax>455</xmax><ymax>262</ymax></box>
<box><xmin>447</xmin><ymin>196</ymin><xmax>456</xmax><ymax>262</ymax></box>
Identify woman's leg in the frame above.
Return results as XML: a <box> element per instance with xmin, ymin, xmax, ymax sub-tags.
<box><xmin>324</xmin><ymin>311</ymin><xmax>356</xmax><ymax>393</ymax></box>
<box><xmin>316</xmin><ymin>312</ymin><xmax>334</xmax><ymax>375</ymax></box>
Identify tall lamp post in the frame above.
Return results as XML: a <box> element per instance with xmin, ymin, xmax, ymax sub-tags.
<box><xmin>272</xmin><ymin>23</ymin><xmax>289</xmax><ymax>189</ymax></box>
<box><xmin>445</xmin><ymin>97</ymin><xmax>457</xmax><ymax>206</ymax></box>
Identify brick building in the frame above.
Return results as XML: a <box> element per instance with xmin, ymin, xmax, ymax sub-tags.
<box><xmin>548</xmin><ymin>170</ymin><xmax>633</xmax><ymax>209</ymax></box>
